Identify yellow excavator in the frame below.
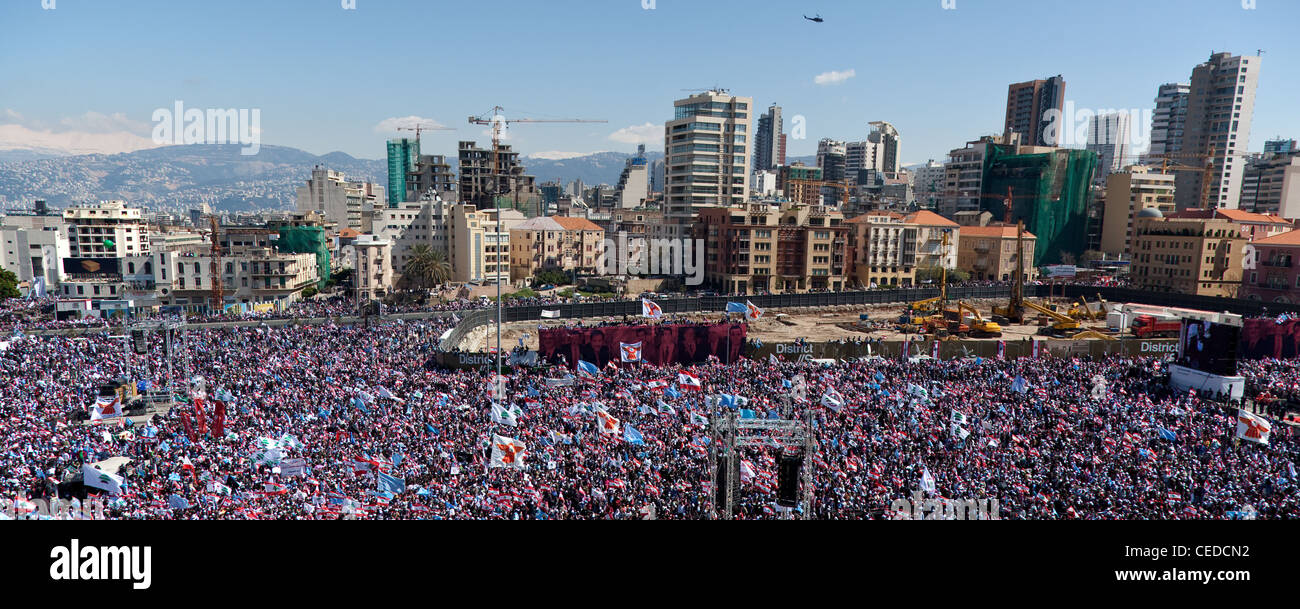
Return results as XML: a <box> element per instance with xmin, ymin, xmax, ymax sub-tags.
<box><xmin>1067</xmin><ymin>295</ymin><xmax>1105</xmax><ymax>321</ymax></box>
<box><xmin>950</xmin><ymin>301</ymin><xmax>1003</xmax><ymax>337</ymax></box>
<box><xmin>1024</xmin><ymin>300</ymin><xmax>1082</xmax><ymax>336</ymax></box>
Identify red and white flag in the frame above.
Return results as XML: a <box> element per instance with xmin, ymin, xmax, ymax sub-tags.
<box><xmin>677</xmin><ymin>371</ymin><xmax>702</xmax><ymax>391</ymax></box>
<box><xmin>90</xmin><ymin>395</ymin><xmax>121</xmax><ymax>421</ymax></box>
<box><xmin>745</xmin><ymin>300</ymin><xmax>763</xmax><ymax>321</ymax></box>
<box><xmin>1236</xmin><ymin>409</ymin><xmax>1272</xmax><ymax>445</ymax></box>
<box><xmin>490</xmin><ymin>434</ymin><xmax>528</xmax><ymax>469</ymax></box>
<box><xmin>641</xmin><ymin>299</ymin><xmax>663</xmax><ymax>319</ymax></box>
<box><xmin>594</xmin><ymin>406</ymin><xmax>621</xmax><ymax>435</ymax></box>
<box><xmin>620</xmin><ymin>341</ymin><xmax>643</xmax><ymax>363</ymax></box>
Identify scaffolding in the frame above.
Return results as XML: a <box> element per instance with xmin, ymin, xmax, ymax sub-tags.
<box><xmin>981</xmin><ymin>145</ymin><xmax>1097</xmax><ymax>265</ymax></box>
<box><xmin>121</xmin><ymin>318</ymin><xmax>191</xmax><ymax>411</ymax></box>
<box><xmin>708</xmin><ymin>405</ymin><xmax>816</xmax><ymax>520</ymax></box>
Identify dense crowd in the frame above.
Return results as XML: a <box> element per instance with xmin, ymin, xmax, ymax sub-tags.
<box><xmin>2</xmin><ymin>311</ymin><xmax>1297</xmax><ymax>520</ymax></box>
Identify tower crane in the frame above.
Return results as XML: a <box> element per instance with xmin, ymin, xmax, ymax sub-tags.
<box><xmin>396</xmin><ymin>123</ymin><xmax>455</xmax><ymax>144</ymax></box>
<box><xmin>465</xmin><ymin>106</ymin><xmax>606</xmax><ymax>384</ymax></box>
<box><xmin>1147</xmin><ymin>144</ymin><xmax>1251</xmax><ymax>210</ymax></box>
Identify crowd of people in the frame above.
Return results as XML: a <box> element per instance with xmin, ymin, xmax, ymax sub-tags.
<box><xmin>2</xmin><ymin>308</ymin><xmax>1297</xmax><ymax>520</ymax></box>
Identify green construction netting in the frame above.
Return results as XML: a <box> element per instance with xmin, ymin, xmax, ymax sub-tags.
<box><xmin>981</xmin><ymin>145</ymin><xmax>1097</xmax><ymax>266</ymax></box>
<box><xmin>276</xmin><ymin>226</ymin><xmax>331</xmax><ymax>287</ymax></box>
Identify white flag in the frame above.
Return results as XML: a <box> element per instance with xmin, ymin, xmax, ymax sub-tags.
<box><xmin>594</xmin><ymin>406</ymin><xmax>621</xmax><ymax>435</ymax></box>
<box><xmin>490</xmin><ymin>403</ymin><xmax>520</xmax><ymax>427</ymax></box>
<box><xmin>490</xmin><ymin>434</ymin><xmax>527</xmax><ymax>469</ymax></box>
<box><xmin>641</xmin><ymin>299</ymin><xmax>663</xmax><ymax>319</ymax></box>
<box><xmin>82</xmin><ymin>464</ymin><xmax>125</xmax><ymax>495</ymax></box>
<box><xmin>920</xmin><ymin>466</ymin><xmax>936</xmax><ymax>493</ymax></box>
<box><xmin>1236</xmin><ymin>409</ymin><xmax>1272</xmax><ymax>445</ymax></box>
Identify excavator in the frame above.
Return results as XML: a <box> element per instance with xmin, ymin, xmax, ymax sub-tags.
<box><xmin>1067</xmin><ymin>295</ymin><xmax>1105</xmax><ymax>321</ymax></box>
<box><xmin>992</xmin><ymin>220</ymin><xmax>1029</xmax><ymax>324</ymax></box>
<box><xmin>949</xmin><ymin>301</ymin><xmax>1003</xmax><ymax>337</ymax></box>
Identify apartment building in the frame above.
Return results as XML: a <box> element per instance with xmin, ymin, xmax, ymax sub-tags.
<box><xmin>1241</xmin><ymin>229</ymin><xmax>1300</xmax><ymax>304</ymax></box>
<box><xmin>663</xmin><ymin>91</ymin><xmax>753</xmax><ymax>239</ymax></box>
<box><xmin>694</xmin><ymin>202</ymin><xmax>848</xmax><ymax>294</ymax></box>
<box><xmin>508</xmin><ymin>216</ymin><xmax>605</xmax><ymax>281</ymax></box>
<box><xmin>1100</xmin><ymin>167</ymin><xmax>1176</xmax><ymax>256</ymax></box>
<box><xmin>956</xmin><ymin>224</ymin><xmax>1037</xmax><ymax>282</ymax></box>
<box><xmin>1130</xmin><ymin>216</ymin><xmax>1244</xmax><ymax>297</ymax></box>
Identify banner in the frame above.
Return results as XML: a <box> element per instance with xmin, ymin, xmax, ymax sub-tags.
<box><xmin>540</xmin><ymin>323</ymin><xmax>744</xmax><ymax>369</ymax></box>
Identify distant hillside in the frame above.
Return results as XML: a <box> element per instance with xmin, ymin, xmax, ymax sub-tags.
<box><xmin>0</xmin><ymin>144</ymin><xmax>385</xmax><ymax>213</ymax></box>
<box><xmin>523</xmin><ymin>150</ymin><xmax>664</xmax><ymax>186</ymax></box>
<box><xmin>0</xmin><ymin>144</ymin><xmax>667</xmax><ymax>214</ymax></box>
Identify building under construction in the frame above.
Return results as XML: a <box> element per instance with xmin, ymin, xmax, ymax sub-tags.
<box><xmin>457</xmin><ymin>140</ymin><xmax>540</xmax><ymax>216</ymax></box>
<box><xmin>980</xmin><ymin>145</ymin><xmax>1097</xmax><ymax>266</ymax></box>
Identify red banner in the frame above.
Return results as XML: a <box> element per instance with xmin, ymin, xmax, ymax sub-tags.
<box><xmin>539</xmin><ymin>323</ymin><xmax>746</xmax><ymax>368</ymax></box>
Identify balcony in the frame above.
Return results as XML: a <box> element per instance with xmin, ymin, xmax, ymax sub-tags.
<box><xmin>1260</xmin><ymin>260</ymin><xmax>1293</xmax><ymax>268</ymax></box>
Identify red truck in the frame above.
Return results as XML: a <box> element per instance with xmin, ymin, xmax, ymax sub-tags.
<box><xmin>1130</xmin><ymin>314</ymin><xmax>1181</xmax><ymax>338</ymax></box>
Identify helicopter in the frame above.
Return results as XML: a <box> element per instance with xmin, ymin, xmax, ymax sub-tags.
<box><xmin>803</xmin><ymin>14</ymin><xmax>824</xmax><ymax>23</ymax></box>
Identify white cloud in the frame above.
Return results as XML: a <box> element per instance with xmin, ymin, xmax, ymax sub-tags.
<box><xmin>813</xmin><ymin>69</ymin><xmax>856</xmax><ymax>86</ymax></box>
<box><xmin>59</xmin><ymin>111</ymin><xmax>150</xmax><ymax>134</ymax></box>
<box><xmin>373</xmin><ymin>115</ymin><xmax>451</xmax><ymax>133</ymax></box>
<box><xmin>0</xmin><ymin>109</ymin><xmax>158</xmax><ymax>156</ymax></box>
<box><xmin>608</xmin><ymin>122</ymin><xmax>662</xmax><ymax>149</ymax></box>
<box><xmin>0</xmin><ymin>123</ymin><xmax>160</xmax><ymax>156</ymax></box>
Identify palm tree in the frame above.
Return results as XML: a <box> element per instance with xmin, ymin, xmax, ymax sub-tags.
<box><xmin>402</xmin><ymin>244</ymin><xmax>452</xmax><ymax>291</ymax></box>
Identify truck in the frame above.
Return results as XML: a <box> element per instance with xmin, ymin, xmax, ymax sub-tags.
<box><xmin>1130</xmin><ymin>314</ymin><xmax>1181</xmax><ymax>338</ymax></box>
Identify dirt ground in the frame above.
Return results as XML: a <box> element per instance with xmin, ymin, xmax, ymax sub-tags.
<box><xmin>466</xmin><ymin>297</ymin><xmax>1116</xmax><ymax>351</ymax></box>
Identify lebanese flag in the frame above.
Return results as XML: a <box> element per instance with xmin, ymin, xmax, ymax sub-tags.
<box><xmin>677</xmin><ymin>372</ymin><xmax>702</xmax><ymax>391</ymax></box>
<box><xmin>180</xmin><ymin>456</ymin><xmax>197</xmax><ymax>482</ymax></box>
<box><xmin>1236</xmin><ymin>409</ymin><xmax>1272</xmax><ymax>445</ymax></box>
<box><xmin>646</xmin><ymin>379</ymin><xmax>669</xmax><ymax>391</ymax></box>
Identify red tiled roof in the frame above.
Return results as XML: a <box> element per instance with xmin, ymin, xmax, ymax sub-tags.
<box><xmin>1252</xmin><ymin>229</ymin><xmax>1300</xmax><ymax>246</ymax></box>
<box><xmin>959</xmin><ymin>225</ymin><xmax>1035</xmax><ymax>239</ymax></box>
<box><xmin>904</xmin><ymin>210</ymin><xmax>959</xmax><ymax>227</ymax></box>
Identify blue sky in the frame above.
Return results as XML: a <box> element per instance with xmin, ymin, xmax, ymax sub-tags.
<box><xmin>1</xmin><ymin>0</ymin><xmax>1296</xmax><ymax>165</ymax></box>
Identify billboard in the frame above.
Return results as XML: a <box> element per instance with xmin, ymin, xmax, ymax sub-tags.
<box><xmin>62</xmin><ymin>257</ymin><xmax>121</xmax><ymax>276</ymax></box>
<box><xmin>1239</xmin><ymin>318</ymin><xmax>1300</xmax><ymax>360</ymax></box>
<box><xmin>539</xmin><ymin>323</ymin><xmax>745</xmax><ymax>368</ymax></box>
<box><xmin>1177</xmin><ymin>319</ymin><xmax>1240</xmax><ymax>376</ymax></box>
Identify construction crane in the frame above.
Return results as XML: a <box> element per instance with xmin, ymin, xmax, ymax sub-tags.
<box><xmin>209</xmin><ymin>216</ymin><xmax>223</xmax><ymax>312</ymax></box>
<box><xmin>992</xmin><ymin>219</ymin><xmax>1028</xmax><ymax>324</ymax></box>
<box><xmin>465</xmin><ymin>106</ymin><xmax>607</xmax><ymax>384</ymax></box>
<box><xmin>396</xmin><ymin>123</ymin><xmax>455</xmax><ymax>144</ymax></box>
<box><xmin>1148</xmin><ymin>144</ymin><xmax>1251</xmax><ymax>209</ymax></box>
<box><xmin>467</xmin><ymin>107</ymin><xmax>606</xmax><ymax>209</ymax></box>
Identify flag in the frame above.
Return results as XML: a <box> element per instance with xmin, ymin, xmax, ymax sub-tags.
<box><xmin>820</xmin><ymin>387</ymin><xmax>845</xmax><ymax>411</ymax></box>
<box><xmin>594</xmin><ymin>406</ymin><xmax>620</xmax><ymax>435</ymax></box>
<box><xmin>744</xmin><ymin>300</ymin><xmax>763</xmax><ymax>321</ymax></box>
<box><xmin>212</xmin><ymin>400</ymin><xmax>226</xmax><ymax>438</ymax></box>
<box><xmin>577</xmin><ymin>360</ymin><xmax>601</xmax><ymax>378</ymax></box>
<box><xmin>1236</xmin><ymin>410</ymin><xmax>1272</xmax><ymax>445</ymax></box>
<box><xmin>251</xmin><ymin>437</ymin><xmax>284</xmax><ymax>464</ymax></box>
<box><xmin>489</xmin><ymin>434</ymin><xmax>527</xmax><ymax>469</ymax></box>
<box><xmin>377</xmin><ymin>471</ymin><xmax>406</xmax><ymax>494</ymax></box>
<box><xmin>677</xmin><ymin>371</ymin><xmax>702</xmax><ymax>391</ymax></box>
<box><xmin>769</xmin><ymin>353</ymin><xmax>780</xmax><ymax>366</ymax></box>
<box><xmin>951</xmin><ymin>423</ymin><xmax>970</xmax><ymax>440</ymax></box>
<box><xmin>1156</xmin><ymin>427</ymin><xmax>1177</xmax><ymax>441</ymax></box>
<box><xmin>951</xmin><ymin>410</ymin><xmax>968</xmax><ymax>426</ymax></box>
<box><xmin>541</xmin><ymin>309</ymin><xmax>560</xmax><ymax>319</ymax></box>
<box><xmin>1031</xmin><ymin>340</ymin><xmax>1041</xmax><ymax>358</ymax></box>
<box><xmin>619</xmin><ymin>341</ymin><xmax>643</xmax><ymax>363</ymax></box>
<box><xmin>375</xmin><ymin>386</ymin><xmax>405</xmax><ymax>403</ymax></box>
<box><xmin>623</xmin><ymin>425</ymin><xmax>645</xmax><ymax>445</ymax></box>
<box><xmin>689</xmin><ymin>412</ymin><xmax>709</xmax><ymax>427</ymax></box>
<box><xmin>641</xmin><ymin>298</ymin><xmax>663</xmax><ymax>319</ymax></box>
<box><xmin>920</xmin><ymin>467</ymin><xmax>936</xmax><ymax>493</ymax></box>
<box><xmin>168</xmin><ymin>494</ymin><xmax>191</xmax><ymax>510</ymax></box>
<box><xmin>490</xmin><ymin>403</ymin><xmax>520</xmax><ymax>426</ymax></box>
<box><xmin>1277</xmin><ymin>313</ymin><xmax>1289</xmax><ymax>325</ymax></box>
<box><xmin>997</xmin><ymin>340</ymin><xmax>1006</xmax><ymax>359</ymax></box>
<box><xmin>740</xmin><ymin>460</ymin><xmax>756</xmax><ymax>483</ymax></box>
<box><xmin>1011</xmin><ymin>375</ymin><xmax>1029</xmax><ymax>394</ymax></box>
<box><xmin>656</xmin><ymin>399</ymin><xmax>676</xmax><ymax>415</ymax></box>
<box><xmin>82</xmin><ymin>464</ymin><xmax>124</xmax><ymax>495</ymax></box>
<box><xmin>932</xmin><ymin>340</ymin><xmax>940</xmax><ymax>359</ymax></box>
<box><xmin>90</xmin><ymin>395</ymin><xmax>121</xmax><ymax>421</ymax></box>
<box><xmin>664</xmin><ymin>385</ymin><xmax>681</xmax><ymax>398</ymax></box>
<box><xmin>726</xmin><ymin>302</ymin><xmax>748</xmax><ymax>314</ymax></box>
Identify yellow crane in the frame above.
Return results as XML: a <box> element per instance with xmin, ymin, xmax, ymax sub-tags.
<box><xmin>788</xmin><ymin>177</ymin><xmax>854</xmax><ymax>207</ymax></box>
<box><xmin>1148</xmin><ymin>145</ymin><xmax>1252</xmax><ymax>210</ymax></box>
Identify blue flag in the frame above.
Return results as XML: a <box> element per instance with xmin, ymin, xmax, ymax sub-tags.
<box><xmin>1011</xmin><ymin>376</ymin><xmax>1028</xmax><ymax>394</ymax></box>
<box><xmin>1157</xmin><ymin>427</ymin><xmax>1177</xmax><ymax>441</ymax></box>
<box><xmin>664</xmin><ymin>385</ymin><xmax>681</xmax><ymax>399</ymax></box>
<box><xmin>577</xmin><ymin>360</ymin><xmax>600</xmax><ymax>377</ymax></box>
<box><xmin>726</xmin><ymin>302</ymin><xmax>748</xmax><ymax>314</ymax></box>
<box><xmin>738</xmin><ymin>409</ymin><xmax>757</xmax><ymax>419</ymax></box>
<box><xmin>623</xmin><ymin>425</ymin><xmax>645</xmax><ymax>445</ymax></box>
<box><xmin>168</xmin><ymin>494</ymin><xmax>191</xmax><ymax>510</ymax></box>
<box><xmin>378</xmin><ymin>471</ymin><xmax>405</xmax><ymax>494</ymax></box>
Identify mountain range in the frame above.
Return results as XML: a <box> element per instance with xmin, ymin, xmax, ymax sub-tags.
<box><xmin>0</xmin><ymin>145</ymin><xmax>665</xmax><ymax>213</ymax></box>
